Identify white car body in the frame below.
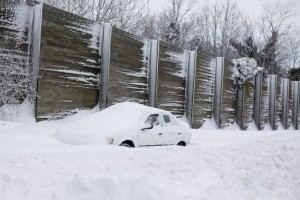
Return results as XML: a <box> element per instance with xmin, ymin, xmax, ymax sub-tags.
<box><xmin>54</xmin><ymin>102</ymin><xmax>192</xmax><ymax>147</ymax></box>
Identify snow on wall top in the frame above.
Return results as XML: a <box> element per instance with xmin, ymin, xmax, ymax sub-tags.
<box><xmin>232</xmin><ymin>57</ymin><xmax>262</xmax><ymax>86</ymax></box>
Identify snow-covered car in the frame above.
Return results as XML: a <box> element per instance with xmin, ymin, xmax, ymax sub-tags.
<box><xmin>54</xmin><ymin>102</ymin><xmax>192</xmax><ymax>147</ymax></box>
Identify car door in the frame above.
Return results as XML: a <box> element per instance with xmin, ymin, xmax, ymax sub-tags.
<box><xmin>161</xmin><ymin>113</ymin><xmax>179</xmax><ymax>145</ymax></box>
<box><xmin>139</xmin><ymin>114</ymin><xmax>164</xmax><ymax>147</ymax></box>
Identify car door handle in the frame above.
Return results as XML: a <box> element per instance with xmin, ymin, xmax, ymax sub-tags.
<box><xmin>178</xmin><ymin>133</ymin><xmax>182</xmax><ymax>135</ymax></box>
<box><xmin>158</xmin><ymin>133</ymin><xmax>163</xmax><ymax>135</ymax></box>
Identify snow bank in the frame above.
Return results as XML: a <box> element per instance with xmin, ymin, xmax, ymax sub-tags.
<box><xmin>0</xmin><ymin>120</ymin><xmax>300</xmax><ymax>200</ymax></box>
<box><xmin>0</xmin><ymin>98</ymin><xmax>35</xmax><ymax>123</ymax></box>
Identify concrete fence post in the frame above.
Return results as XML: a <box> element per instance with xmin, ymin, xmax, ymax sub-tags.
<box><xmin>254</xmin><ymin>71</ymin><xmax>262</xmax><ymax>129</ymax></box>
<box><xmin>236</xmin><ymin>85</ymin><xmax>244</xmax><ymax>129</ymax></box>
<box><xmin>213</xmin><ymin>57</ymin><xmax>224</xmax><ymax>128</ymax></box>
<box><xmin>186</xmin><ymin>51</ymin><xmax>197</xmax><ymax>126</ymax></box>
<box><xmin>292</xmin><ymin>81</ymin><xmax>300</xmax><ymax>130</ymax></box>
<box><xmin>268</xmin><ymin>75</ymin><xmax>278</xmax><ymax>130</ymax></box>
<box><xmin>30</xmin><ymin>3</ymin><xmax>42</xmax><ymax>106</ymax></box>
<box><xmin>99</xmin><ymin>23</ymin><xmax>112</xmax><ymax>110</ymax></box>
<box><xmin>147</xmin><ymin>40</ymin><xmax>159</xmax><ymax>107</ymax></box>
<box><xmin>281</xmin><ymin>78</ymin><xmax>290</xmax><ymax>129</ymax></box>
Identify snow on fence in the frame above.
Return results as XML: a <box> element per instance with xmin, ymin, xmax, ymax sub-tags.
<box><xmin>213</xmin><ymin>58</ymin><xmax>236</xmax><ymax>128</ymax></box>
<box><xmin>236</xmin><ymin>79</ymin><xmax>255</xmax><ymax>130</ymax></box>
<box><xmin>155</xmin><ymin>42</ymin><xmax>187</xmax><ymax>117</ymax></box>
<box><xmin>103</xmin><ymin>25</ymin><xmax>148</xmax><ymax>107</ymax></box>
<box><xmin>268</xmin><ymin>75</ymin><xmax>282</xmax><ymax>130</ymax></box>
<box><xmin>253</xmin><ymin>71</ymin><xmax>269</xmax><ymax>130</ymax></box>
<box><xmin>186</xmin><ymin>51</ymin><xmax>214</xmax><ymax>128</ymax></box>
<box><xmin>35</xmin><ymin>4</ymin><xmax>101</xmax><ymax>120</ymax></box>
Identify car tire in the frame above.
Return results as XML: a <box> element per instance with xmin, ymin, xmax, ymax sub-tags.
<box><xmin>120</xmin><ymin>142</ymin><xmax>132</xmax><ymax>148</ymax></box>
<box><xmin>177</xmin><ymin>141</ymin><xmax>186</xmax><ymax>146</ymax></box>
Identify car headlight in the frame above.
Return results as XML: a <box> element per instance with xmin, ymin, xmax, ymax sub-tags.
<box><xmin>106</xmin><ymin>137</ymin><xmax>114</xmax><ymax>144</ymax></box>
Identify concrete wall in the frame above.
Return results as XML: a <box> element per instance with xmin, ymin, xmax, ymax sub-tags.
<box><xmin>36</xmin><ymin>4</ymin><xmax>101</xmax><ymax>120</ymax></box>
<box><xmin>236</xmin><ymin>79</ymin><xmax>254</xmax><ymax>130</ymax></box>
<box><xmin>281</xmin><ymin>78</ymin><xmax>292</xmax><ymax>129</ymax></box>
<box><xmin>268</xmin><ymin>75</ymin><xmax>282</xmax><ymax>130</ymax></box>
<box><xmin>191</xmin><ymin>51</ymin><xmax>214</xmax><ymax>128</ymax></box>
<box><xmin>253</xmin><ymin>71</ymin><xmax>269</xmax><ymax>130</ymax></box>
<box><xmin>261</xmin><ymin>74</ymin><xmax>270</xmax><ymax>130</ymax></box>
<box><xmin>156</xmin><ymin>42</ymin><xmax>186</xmax><ymax>117</ymax></box>
<box><xmin>106</xmin><ymin>27</ymin><xmax>148</xmax><ymax>106</ymax></box>
<box><xmin>213</xmin><ymin>58</ymin><xmax>236</xmax><ymax>128</ymax></box>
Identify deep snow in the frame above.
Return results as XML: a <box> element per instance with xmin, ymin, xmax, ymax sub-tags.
<box><xmin>0</xmin><ymin>116</ymin><xmax>300</xmax><ymax>200</ymax></box>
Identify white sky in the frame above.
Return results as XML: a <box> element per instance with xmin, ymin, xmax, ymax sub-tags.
<box><xmin>149</xmin><ymin>0</ymin><xmax>300</xmax><ymax>28</ymax></box>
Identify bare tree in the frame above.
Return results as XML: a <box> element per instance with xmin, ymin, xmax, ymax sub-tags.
<box><xmin>145</xmin><ymin>0</ymin><xmax>206</xmax><ymax>46</ymax></box>
<box><xmin>257</xmin><ymin>0</ymin><xmax>298</xmax><ymax>75</ymax></box>
<box><xmin>191</xmin><ymin>0</ymin><xmax>246</xmax><ymax>58</ymax></box>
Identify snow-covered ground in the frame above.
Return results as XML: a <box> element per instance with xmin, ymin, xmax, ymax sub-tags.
<box><xmin>0</xmin><ymin>117</ymin><xmax>300</xmax><ymax>200</ymax></box>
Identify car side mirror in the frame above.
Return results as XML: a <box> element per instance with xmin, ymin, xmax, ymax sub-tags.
<box><xmin>141</xmin><ymin>124</ymin><xmax>153</xmax><ymax>131</ymax></box>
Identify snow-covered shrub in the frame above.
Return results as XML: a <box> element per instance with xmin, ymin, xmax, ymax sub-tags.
<box><xmin>232</xmin><ymin>57</ymin><xmax>263</xmax><ymax>86</ymax></box>
<box><xmin>0</xmin><ymin>2</ymin><xmax>34</xmax><ymax>120</ymax></box>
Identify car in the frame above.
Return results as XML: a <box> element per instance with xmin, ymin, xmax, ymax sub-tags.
<box><xmin>54</xmin><ymin>102</ymin><xmax>192</xmax><ymax>147</ymax></box>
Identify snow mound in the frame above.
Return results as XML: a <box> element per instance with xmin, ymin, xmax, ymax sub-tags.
<box><xmin>232</xmin><ymin>57</ymin><xmax>263</xmax><ymax>86</ymax></box>
<box><xmin>0</xmin><ymin>98</ymin><xmax>35</xmax><ymax>123</ymax></box>
<box><xmin>54</xmin><ymin>102</ymin><xmax>167</xmax><ymax>145</ymax></box>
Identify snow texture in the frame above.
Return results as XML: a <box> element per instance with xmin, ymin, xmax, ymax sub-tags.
<box><xmin>164</xmin><ymin>51</ymin><xmax>186</xmax><ymax>78</ymax></box>
<box><xmin>0</xmin><ymin>98</ymin><xmax>35</xmax><ymax>122</ymax></box>
<box><xmin>232</xmin><ymin>57</ymin><xmax>262</xmax><ymax>86</ymax></box>
<box><xmin>89</xmin><ymin>23</ymin><xmax>102</xmax><ymax>51</ymax></box>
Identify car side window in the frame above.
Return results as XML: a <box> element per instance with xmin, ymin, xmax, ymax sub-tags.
<box><xmin>163</xmin><ymin>114</ymin><xmax>172</xmax><ymax>125</ymax></box>
<box><xmin>145</xmin><ymin>114</ymin><xmax>161</xmax><ymax>126</ymax></box>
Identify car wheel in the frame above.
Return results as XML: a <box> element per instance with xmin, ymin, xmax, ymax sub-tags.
<box><xmin>120</xmin><ymin>142</ymin><xmax>132</xmax><ymax>148</ymax></box>
<box><xmin>177</xmin><ymin>141</ymin><xmax>186</xmax><ymax>146</ymax></box>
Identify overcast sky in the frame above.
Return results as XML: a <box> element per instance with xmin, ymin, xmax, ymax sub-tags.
<box><xmin>149</xmin><ymin>0</ymin><xmax>300</xmax><ymax>28</ymax></box>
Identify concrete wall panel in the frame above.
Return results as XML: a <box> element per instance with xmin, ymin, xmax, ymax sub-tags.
<box><xmin>36</xmin><ymin>4</ymin><xmax>101</xmax><ymax>120</ymax></box>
